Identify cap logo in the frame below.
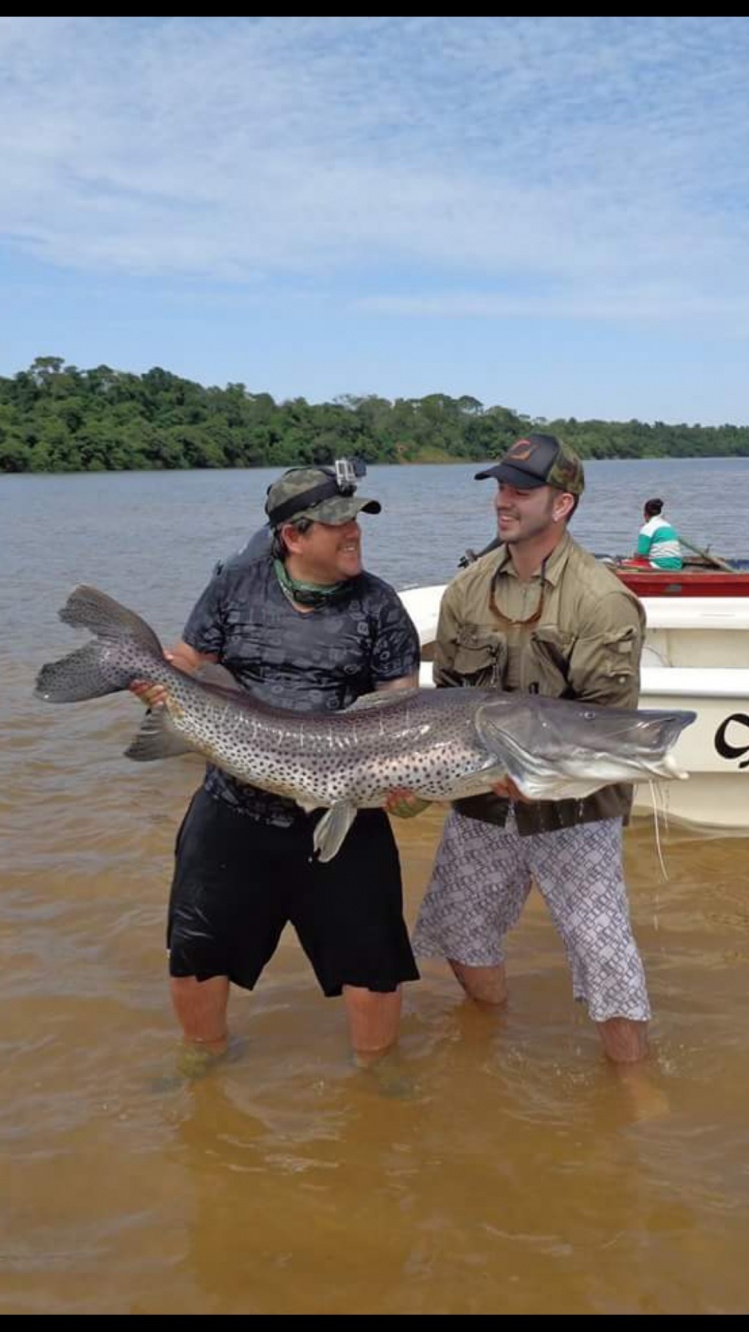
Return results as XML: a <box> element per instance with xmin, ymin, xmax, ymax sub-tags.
<box><xmin>507</xmin><ymin>439</ymin><xmax>536</xmax><ymax>461</ymax></box>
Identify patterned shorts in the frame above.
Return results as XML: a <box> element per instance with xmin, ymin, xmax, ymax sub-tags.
<box><xmin>412</xmin><ymin>808</ymin><xmax>651</xmax><ymax>1023</ymax></box>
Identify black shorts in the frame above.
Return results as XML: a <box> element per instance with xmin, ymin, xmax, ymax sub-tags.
<box><xmin>167</xmin><ymin>788</ymin><xmax>420</xmax><ymax>997</ymax></box>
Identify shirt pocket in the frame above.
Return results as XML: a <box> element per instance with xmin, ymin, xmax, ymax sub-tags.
<box><xmin>567</xmin><ymin>623</ymin><xmax>641</xmax><ymax>701</ymax></box>
<box><xmin>449</xmin><ymin>626</ymin><xmax>509</xmax><ymax>687</ymax></box>
<box><xmin>529</xmin><ymin>627</ymin><xmax>577</xmax><ymax>696</ymax></box>
<box><xmin>597</xmin><ymin>624</ymin><xmax>640</xmax><ymax>683</ymax></box>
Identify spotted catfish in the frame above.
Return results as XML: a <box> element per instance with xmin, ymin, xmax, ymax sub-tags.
<box><xmin>35</xmin><ymin>586</ymin><xmax>696</xmax><ymax>861</ymax></box>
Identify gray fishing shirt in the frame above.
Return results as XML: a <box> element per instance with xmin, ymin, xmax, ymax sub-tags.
<box><xmin>182</xmin><ymin>554</ymin><xmax>421</xmax><ymax>825</ymax></box>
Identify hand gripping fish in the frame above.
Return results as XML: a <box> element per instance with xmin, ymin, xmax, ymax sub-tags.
<box><xmin>35</xmin><ymin>586</ymin><xmax>696</xmax><ymax>862</ymax></box>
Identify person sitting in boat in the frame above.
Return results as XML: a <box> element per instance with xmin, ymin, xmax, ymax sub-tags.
<box><xmin>634</xmin><ymin>497</ymin><xmax>683</xmax><ymax>570</ymax></box>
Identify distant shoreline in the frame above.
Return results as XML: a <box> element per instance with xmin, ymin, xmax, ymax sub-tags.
<box><xmin>2</xmin><ymin>359</ymin><xmax>748</xmax><ymax>474</ymax></box>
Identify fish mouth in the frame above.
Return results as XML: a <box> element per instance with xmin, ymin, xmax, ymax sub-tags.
<box><xmin>658</xmin><ymin>751</ymin><xmax>687</xmax><ymax>777</ymax></box>
<box><xmin>474</xmin><ymin>702</ymin><xmax>696</xmax><ymax>797</ymax></box>
<box><xmin>610</xmin><ymin>710</ymin><xmax>696</xmax><ymax>777</ymax></box>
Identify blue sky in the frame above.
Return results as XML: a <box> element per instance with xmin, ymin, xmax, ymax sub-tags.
<box><xmin>2</xmin><ymin>16</ymin><xmax>748</xmax><ymax>426</ymax></box>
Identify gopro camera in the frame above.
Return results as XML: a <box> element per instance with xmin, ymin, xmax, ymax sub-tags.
<box><xmin>333</xmin><ymin>456</ymin><xmax>367</xmax><ymax>494</ymax></box>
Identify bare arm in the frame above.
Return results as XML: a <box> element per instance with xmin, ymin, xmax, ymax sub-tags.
<box><xmin>167</xmin><ymin>640</ymin><xmax>219</xmax><ymax>675</ymax></box>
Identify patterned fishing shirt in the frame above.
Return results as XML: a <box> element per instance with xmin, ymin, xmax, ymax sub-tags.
<box><xmin>182</xmin><ymin>553</ymin><xmax>420</xmax><ymax>826</ymax></box>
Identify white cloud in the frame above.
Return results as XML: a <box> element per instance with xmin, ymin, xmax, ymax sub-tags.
<box><xmin>2</xmin><ymin>17</ymin><xmax>749</xmax><ymax>421</ymax></box>
<box><xmin>1</xmin><ymin>17</ymin><xmax>748</xmax><ymax>303</ymax></box>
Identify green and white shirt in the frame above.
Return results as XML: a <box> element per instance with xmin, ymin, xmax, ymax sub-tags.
<box><xmin>637</xmin><ymin>515</ymin><xmax>683</xmax><ymax>569</ymax></box>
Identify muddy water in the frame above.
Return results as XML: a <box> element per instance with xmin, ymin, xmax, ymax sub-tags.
<box><xmin>2</xmin><ymin>463</ymin><xmax>749</xmax><ymax>1313</ymax></box>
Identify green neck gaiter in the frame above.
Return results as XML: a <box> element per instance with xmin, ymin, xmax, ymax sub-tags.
<box><xmin>274</xmin><ymin>558</ymin><xmax>350</xmax><ymax>608</ymax></box>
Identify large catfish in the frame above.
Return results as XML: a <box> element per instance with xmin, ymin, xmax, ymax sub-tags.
<box><xmin>35</xmin><ymin>586</ymin><xmax>696</xmax><ymax>861</ymax></box>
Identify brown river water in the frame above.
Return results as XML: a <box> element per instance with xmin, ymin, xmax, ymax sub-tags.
<box><xmin>2</xmin><ymin>462</ymin><xmax>749</xmax><ymax>1314</ymax></box>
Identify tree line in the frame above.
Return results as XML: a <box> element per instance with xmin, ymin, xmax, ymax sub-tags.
<box><xmin>1</xmin><ymin>356</ymin><xmax>747</xmax><ymax>474</ymax></box>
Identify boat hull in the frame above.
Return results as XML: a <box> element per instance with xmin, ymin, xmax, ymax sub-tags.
<box><xmin>632</xmin><ymin>668</ymin><xmax>749</xmax><ymax>832</ymax></box>
<box><xmin>399</xmin><ymin>586</ymin><xmax>749</xmax><ymax>835</ymax></box>
<box><xmin>614</xmin><ymin>568</ymin><xmax>749</xmax><ymax>598</ymax></box>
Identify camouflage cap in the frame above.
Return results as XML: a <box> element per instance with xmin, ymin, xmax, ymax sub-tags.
<box><xmin>264</xmin><ymin>466</ymin><xmax>381</xmax><ymax>528</ymax></box>
<box><xmin>475</xmin><ymin>433</ymin><xmax>585</xmax><ymax>497</ymax></box>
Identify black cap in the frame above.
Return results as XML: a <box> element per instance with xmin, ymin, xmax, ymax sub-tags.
<box><xmin>475</xmin><ymin>433</ymin><xmax>585</xmax><ymax>496</ymax></box>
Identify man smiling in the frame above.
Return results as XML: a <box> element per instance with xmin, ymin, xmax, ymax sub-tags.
<box><xmin>134</xmin><ymin>464</ymin><xmax>421</xmax><ymax>1074</ymax></box>
<box><xmin>413</xmin><ymin>434</ymin><xmax>653</xmax><ymax>1067</ymax></box>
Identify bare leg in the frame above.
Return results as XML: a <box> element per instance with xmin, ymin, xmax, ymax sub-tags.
<box><xmin>170</xmin><ymin>975</ymin><xmax>230</xmax><ymax>1056</ymax></box>
<box><xmin>597</xmin><ymin>1019</ymin><xmax>671</xmax><ymax>1120</ymax></box>
<box><xmin>343</xmin><ymin>985</ymin><xmax>402</xmax><ymax>1064</ymax></box>
<box><xmin>597</xmin><ymin>1016</ymin><xmax>648</xmax><ymax>1064</ymax></box>
<box><xmin>449</xmin><ymin>959</ymin><xmax>508</xmax><ymax>1006</ymax></box>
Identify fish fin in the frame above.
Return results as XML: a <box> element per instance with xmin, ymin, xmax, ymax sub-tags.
<box><xmin>312</xmin><ymin>802</ymin><xmax>358</xmax><ymax>862</ymax></box>
<box><xmin>124</xmin><ymin>707</ymin><xmax>196</xmax><ymax>762</ymax></box>
<box><xmin>35</xmin><ymin>585</ymin><xmax>165</xmax><ymax>703</ymax></box>
<box><xmin>194</xmin><ymin>662</ymin><xmax>244</xmax><ymax>691</ymax></box>
<box><xmin>59</xmin><ymin>585</ymin><xmax>164</xmax><ymax>655</ymax></box>
<box><xmin>472</xmin><ymin>704</ymin><xmax>519</xmax><ymax>780</ymax></box>
<box><xmin>346</xmin><ymin>686</ymin><xmax>422</xmax><ymax>713</ymax></box>
<box><xmin>36</xmin><ymin>642</ymin><xmax>126</xmax><ymax>702</ymax></box>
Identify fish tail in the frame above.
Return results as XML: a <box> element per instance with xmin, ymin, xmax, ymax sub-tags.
<box><xmin>58</xmin><ymin>585</ymin><xmax>164</xmax><ymax>652</ymax></box>
<box><xmin>35</xmin><ymin>585</ymin><xmax>165</xmax><ymax>703</ymax></box>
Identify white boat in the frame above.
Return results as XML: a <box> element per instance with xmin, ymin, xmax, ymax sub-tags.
<box><xmin>398</xmin><ymin>587</ymin><xmax>749</xmax><ymax>835</ymax></box>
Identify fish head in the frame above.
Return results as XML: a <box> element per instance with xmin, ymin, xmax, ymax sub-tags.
<box><xmin>474</xmin><ymin>695</ymin><xmax>696</xmax><ymax>800</ymax></box>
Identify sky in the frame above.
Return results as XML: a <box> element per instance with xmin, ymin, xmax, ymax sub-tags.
<box><xmin>2</xmin><ymin>15</ymin><xmax>749</xmax><ymax>427</ymax></box>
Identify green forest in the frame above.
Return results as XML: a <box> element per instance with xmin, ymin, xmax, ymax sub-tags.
<box><xmin>1</xmin><ymin>356</ymin><xmax>748</xmax><ymax>474</ymax></box>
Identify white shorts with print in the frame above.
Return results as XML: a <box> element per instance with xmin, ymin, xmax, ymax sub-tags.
<box><xmin>413</xmin><ymin>807</ymin><xmax>651</xmax><ymax>1024</ymax></box>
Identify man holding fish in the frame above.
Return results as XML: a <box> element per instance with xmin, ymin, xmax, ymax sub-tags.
<box><xmin>412</xmin><ymin>434</ymin><xmax>655</xmax><ymax>1065</ymax></box>
<box><xmin>37</xmin><ymin>449</ymin><xmax>693</xmax><ymax>1077</ymax></box>
<box><xmin>134</xmin><ymin>462</ymin><xmax>423</xmax><ymax>1072</ymax></box>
